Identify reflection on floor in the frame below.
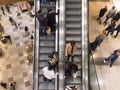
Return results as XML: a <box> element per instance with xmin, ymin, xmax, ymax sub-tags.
<box><xmin>89</xmin><ymin>1</ymin><xmax>120</xmax><ymax>90</ymax></box>
<box><xmin>0</xmin><ymin>3</ymin><xmax>33</xmax><ymax>90</ymax></box>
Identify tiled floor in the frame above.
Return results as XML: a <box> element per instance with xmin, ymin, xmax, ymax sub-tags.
<box><xmin>89</xmin><ymin>0</ymin><xmax>120</xmax><ymax>90</ymax></box>
<box><xmin>0</xmin><ymin>3</ymin><xmax>33</xmax><ymax>90</ymax></box>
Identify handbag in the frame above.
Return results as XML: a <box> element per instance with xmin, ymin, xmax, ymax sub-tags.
<box><xmin>102</xmin><ymin>29</ymin><xmax>107</xmax><ymax>34</ymax></box>
<box><xmin>46</xmin><ymin>26</ymin><xmax>51</xmax><ymax>35</ymax></box>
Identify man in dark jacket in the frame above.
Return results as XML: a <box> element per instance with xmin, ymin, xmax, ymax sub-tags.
<box><xmin>46</xmin><ymin>9</ymin><xmax>58</xmax><ymax>32</ymax></box>
<box><xmin>36</xmin><ymin>9</ymin><xmax>47</xmax><ymax>36</ymax></box>
<box><xmin>97</xmin><ymin>6</ymin><xmax>107</xmax><ymax>24</ymax></box>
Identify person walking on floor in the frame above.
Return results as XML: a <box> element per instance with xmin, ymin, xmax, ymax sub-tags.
<box><xmin>110</xmin><ymin>23</ymin><xmax>120</xmax><ymax>38</ymax></box>
<box><xmin>65</xmin><ymin>41</ymin><xmax>78</xmax><ymax>62</ymax></box>
<box><xmin>0</xmin><ymin>82</ymin><xmax>7</xmax><ymax>89</ymax></box>
<box><xmin>103</xmin><ymin>6</ymin><xmax>116</xmax><ymax>25</ymax></box>
<box><xmin>105</xmin><ymin>21</ymin><xmax>116</xmax><ymax>36</ymax></box>
<box><xmin>10</xmin><ymin>82</ymin><xmax>16</xmax><ymax>90</ymax></box>
<box><xmin>5</xmin><ymin>5</ymin><xmax>11</xmax><ymax>14</ymax></box>
<box><xmin>111</xmin><ymin>11</ymin><xmax>120</xmax><ymax>23</ymax></box>
<box><xmin>4</xmin><ymin>35</ymin><xmax>12</xmax><ymax>44</ymax></box>
<box><xmin>1</xmin><ymin>6</ymin><xmax>5</xmax><ymax>15</ymax></box>
<box><xmin>8</xmin><ymin>16</ymin><xmax>17</xmax><ymax>28</ymax></box>
<box><xmin>97</xmin><ymin>6</ymin><xmax>107</xmax><ymax>24</ymax></box>
<box><xmin>104</xmin><ymin>49</ymin><xmax>120</xmax><ymax>67</ymax></box>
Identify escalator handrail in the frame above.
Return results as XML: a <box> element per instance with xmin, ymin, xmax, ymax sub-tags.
<box><xmin>55</xmin><ymin>0</ymin><xmax>59</xmax><ymax>90</ymax></box>
<box><xmin>81</xmin><ymin>0</ymin><xmax>89</xmax><ymax>90</ymax></box>
<box><xmin>33</xmin><ymin>0</ymin><xmax>40</xmax><ymax>90</ymax></box>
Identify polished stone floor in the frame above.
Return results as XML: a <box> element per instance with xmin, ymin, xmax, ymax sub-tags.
<box><xmin>89</xmin><ymin>0</ymin><xmax>120</xmax><ymax>90</ymax></box>
<box><xmin>0</xmin><ymin>3</ymin><xmax>33</xmax><ymax>90</ymax></box>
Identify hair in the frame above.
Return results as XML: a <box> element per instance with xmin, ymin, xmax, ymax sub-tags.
<box><xmin>112</xmin><ymin>6</ymin><xmax>115</xmax><ymax>9</ymax></box>
<box><xmin>71</xmin><ymin>41</ymin><xmax>75</xmax><ymax>46</ymax></box>
<box><xmin>24</xmin><ymin>26</ymin><xmax>28</xmax><ymax>31</ymax></box>
<box><xmin>37</xmin><ymin>9</ymin><xmax>42</xmax><ymax>14</ymax></box>
<box><xmin>48</xmin><ymin>66</ymin><xmax>53</xmax><ymax>70</ymax></box>
<box><xmin>48</xmin><ymin>8</ymin><xmax>52</xmax><ymax>12</ymax></box>
<box><xmin>105</xmin><ymin>6</ymin><xmax>107</xmax><ymax>8</ymax></box>
<box><xmin>10</xmin><ymin>83</ymin><xmax>13</xmax><ymax>86</ymax></box>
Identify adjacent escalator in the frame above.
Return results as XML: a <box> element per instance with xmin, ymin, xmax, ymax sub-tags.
<box><xmin>65</xmin><ymin>0</ymin><xmax>82</xmax><ymax>89</ymax></box>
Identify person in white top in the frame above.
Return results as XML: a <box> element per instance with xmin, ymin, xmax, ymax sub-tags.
<box><xmin>42</xmin><ymin>66</ymin><xmax>58</xmax><ymax>81</ymax></box>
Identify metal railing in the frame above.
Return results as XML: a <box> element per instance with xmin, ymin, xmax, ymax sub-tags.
<box><xmin>82</xmin><ymin>0</ymin><xmax>89</xmax><ymax>90</ymax></box>
<box><xmin>55</xmin><ymin>0</ymin><xmax>59</xmax><ymax>90</ymax></box>
<box><xmin>58</xmin><ymin>0</ymin><xmax>65</xmax><ymax>90</ymax></box>
<box><xmin>89</xmin><ymin>49</ymin><xmax>100</xmax><ymax>90</ymax></box>
<box><xmin>33</xmin><ymin>0</ymin><xmax>40</xmax><ymax>90</ymax></box>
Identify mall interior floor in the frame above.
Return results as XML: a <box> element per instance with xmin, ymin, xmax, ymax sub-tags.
<box><xmin>89</xmin><ymin>1</ymin><xmax>120</xmax><ymax>90</ymax></box>
<box><xmin>0</xmin><ymin>3</ymin><xmax>33</xmax><ymax>90</ymax></box>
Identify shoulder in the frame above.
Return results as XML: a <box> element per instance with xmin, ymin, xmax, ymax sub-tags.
<box><xmin>43</xmin><ymin>67</ymin><xmax>47</xmax><ymax>71</ymax></box>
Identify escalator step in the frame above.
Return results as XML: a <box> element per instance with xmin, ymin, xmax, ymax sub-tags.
<box><xmin>38</xmin><ymin>82</ymin><xmax>55</xmax><ymax>90</ymax></box>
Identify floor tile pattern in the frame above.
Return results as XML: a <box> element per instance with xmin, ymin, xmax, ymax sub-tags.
<box><xmin>0</xmin><ymin>2</ymin><xmax>33</xmax><ymax>90</ymax></box>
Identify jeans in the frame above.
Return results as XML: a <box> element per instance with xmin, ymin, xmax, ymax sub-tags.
<box><xmin>39</xmin><ymin>26</ymin><xmax>47</xmax><ymax>36</ymax></box>
<box><xmin>67</xmin><ymin>54</ymin><xmax>74</xmax><ymax>62</ymax></box>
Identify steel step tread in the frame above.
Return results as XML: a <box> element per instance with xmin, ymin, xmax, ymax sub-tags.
<box><xmin>66</xmin><ymin>37</ymin><xmax>82</xmax><ymax>41</ymax></box>
<box><xmin>66</xmin><ymin>11</ymin><xmax>81</xmax><ymax>15</ymax></box>
<box><xmin>39</xmin><ymin>47</ymin><xmax>54</xmax><ymax>53</ymax></box>
<box><xmin>66</xmin><ymin>0</ymin><xmax>81</xmax><ymax>3</ymax></box>
<box><xmin>38</xmin><ymin>83</ymin><xmax>55</xmax><ymax>90</ymax></box>
<box><xmin>66</xmin><ymin>4</ymin><xmax>81</xmax><ymax>9</ymax></box>
<box><xmin>39</xmin><ymin>61</ymin><xmax>49</xmax><ymax>68</ymax></box>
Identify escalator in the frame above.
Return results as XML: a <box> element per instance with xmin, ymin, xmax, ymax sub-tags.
<box><xmin>38</xmin><ymin>1</ymin><xmax>57</xmax><ymax>90</ymax></box>
<box><xmin>65</xmin><ymin>0</ymin><xmax>82</xmax><ymax>89</ymax></box>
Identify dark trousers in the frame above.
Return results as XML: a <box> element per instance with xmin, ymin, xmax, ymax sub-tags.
<box><xmin>114</xmin><ymin>31</ymin><xmax>119</xmax><ymax>38</ymax></box>
<box><xmin>67</xmin><ymin>54</ymin><xmax>74</xmax><ymax>62</ymax></box>
<box><xmin>110</xmin><ymin>30</ymin><xmax>119</xmax><ymax>38</ymax></box>
<box><xmin>104</xmin><ymin>16</ymin><xmax>110</xmax><ymax>24</ymax></box>
<box><xmin>43</xmin><ymin>75</ymin><xmax>52</xmax><ymax>81</ymax></box>
<box><xmin>106</xmin><ymin>31</ymin><xmax>111</xmax><ymax>36</ymax></box>
<box><xmin>39</xmin><ymin>26</ymin><xmax>47</xmax><ymax>36</ymax></box>
<box><xmin>105</xmin><ymin>53</ymin><xmax>118</xmax><ymax>67</ymax></box>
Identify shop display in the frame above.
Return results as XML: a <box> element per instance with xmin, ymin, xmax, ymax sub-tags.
<box><xmin>18</xmin><ymin>1</ymin><xmax>31</xmax><ymax>12</ymax></box>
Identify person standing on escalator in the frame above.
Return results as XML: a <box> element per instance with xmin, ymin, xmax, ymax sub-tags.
<box><xmin>65</xmin><ymin>41</ymin><xmax>78</xmax><ymax>62</ymax></box>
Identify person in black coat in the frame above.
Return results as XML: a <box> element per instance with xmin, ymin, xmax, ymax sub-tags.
<box><xmin>4</xmin><ymin>35</ymin><xmax>12</xmax><ymax>44</ymax></box>
<box><xmin>5</xmin><ymin>5</ymin><xmax>11</xmax><ymax>13</ymax></box>
<box><xmin>111</xmin><ymin>24</ymin><xmax>120</xmax><ymax>38</ymax></box>
<box><xmin>46</xmin><ymin>8</ymin><xmax>58</xmax><ymax>32</ymax></box>
<box><xmin>97</xmin><ymin>6</ymin><xmax>107</xmax><ymax>24</ymax></box>
<box><xmin>36</xmin><ymin>9</ymin><xmax>47</xmax><ymax>36</ymax></box>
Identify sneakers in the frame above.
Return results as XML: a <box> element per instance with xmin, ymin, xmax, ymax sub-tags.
<box><xmin>103</xmin><ymin>59</ymin><xmax>106</xmax><ymax>63</ymax></box>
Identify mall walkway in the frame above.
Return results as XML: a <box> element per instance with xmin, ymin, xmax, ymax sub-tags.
<box><xmin>0</xmin><ymin>3</ymin><xmax>33</xmax><ymax>90</ymax></box>
<box><xmin>89</xmin><ymin>1</ymin><xmax>120</xmax><ymax>90</ymax></box>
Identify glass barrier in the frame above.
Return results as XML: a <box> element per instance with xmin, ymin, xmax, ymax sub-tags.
<box><xmin>89</xmin><ymin>50</ymin><xmax>100</xmax><ymax>90</ymax></box>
